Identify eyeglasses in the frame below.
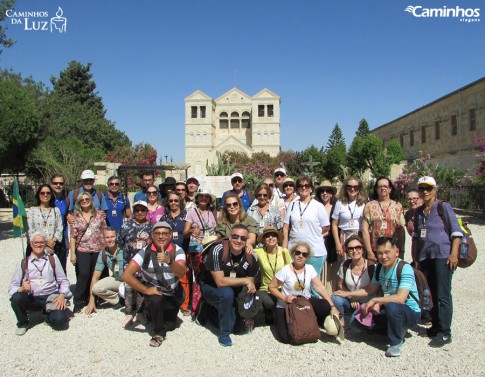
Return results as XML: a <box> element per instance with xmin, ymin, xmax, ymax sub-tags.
<box><xmin>347</xmin><ymin>245</ymin><xmax>363</xmax><ymax>252</ymax></box>
<box><xmin>257</xmin><ymin>193</ymin><xmax>268</xmax><ymax>198</ymax></box>
<box><xmin>346</xmin><ymin>185</ymin><xmax>360</xmax><ymax>191</ymax></box>
<box><xmin>153</xmin><ymin>231</ymin><xmax>171</xmax><ymax>237</ymax></box>
<box><xmin>418</xmin><ymin>186</ymin><xmax>434</xmax><ymax>192</ymax></box>
<box><xmin>79</xmin><ymin>198</ymin><xmax>91</xmax><ymax>203</ymax></box>
<box><xmin>274</xmin><ymin>173</ymin><xmax>285</xmax><ymax>178</ymax></box>
<box><xmin>225</xmin><ymin>202</ymin><xmax>239</xmax><ymax>208</ymax></box>
<box><xmin>264</xmin><ymin>232</ymin><xmax>278</xmax><ymax>238</ymax></box>
<box><xmin>407</xmin><ymin>197</ymin><xmax>419</xmax><ymax>202</ymax></box>
<box><xmin>294</xmin><ymin>250</ymin><xmax>309</xmax><ymax>258</ymax></box>
<box><xmin>134</xmin><ymin>207</ymin><xmax>148</xmax><ymax>212</ymax></box>
<box><xmin>147</xmin><ymin>191</ymin><xmax>158</xmax><ymax>196</ymax></box>
<box><xmin>168</xmin><ymin>199</ymin><xmax>179</xmax><ymax>203</ymax></box>
<box><xmin>51</xmin><ymin>181</ymin><xmax>64</xmax><ymax>186</ymax></box>
<box><xmin>109</xmin><ymin>182</ymin><xmax>120</xmax><ymax>186</ymax></box>
<box><xmin>176</xmin><ymin>188</ymin><xmax>186</xmax><ymax>192</ymax></box>
<box><xmin>32</xmin><ymin>242</ymin><xmax>46</xmax><ymax>247</ymax></box>
<box><xmin>232</xmin><ymin>178</ymin><xmax>243</xmax><ymax>183</ymax></box>
<box><xmin>230</xmin><ymin>234</ymin><xmax>248</xmax><ymax>242</ymax></box>
<box><xmin>378</xmin><ymin>185</ymin><xmax>389</xmax><ymax>190</ymax></box>
<box><xmin>297</xmin><ymin>184</ymin><xmax>311</xmax><ymax>189</ymax></box>
<box><xmin>40</xmin><ymin>191</ymin><xmax>52</xmax><ymax>196</ymax></box>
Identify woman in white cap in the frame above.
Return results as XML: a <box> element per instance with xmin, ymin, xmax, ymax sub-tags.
<box><xmin>268</xmin><ymin>242</ymin><xmax>339</xmax><ymax>343</ymax></box>
<box><xmin>412</xmin><ymin>176</ymin><xmax>462</xmax><ymax>348</ymax></box>
<box><xmin>254</xmin><ymin>226</ymin><xmax>291</xmax><ymax>319</ymax></box>
<box><xmin>183</xmin><ymin>189</ymin><xmax>217</xmax><ymax>314</ymax></box>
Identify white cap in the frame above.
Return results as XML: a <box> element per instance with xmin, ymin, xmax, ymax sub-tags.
<box><xmin>417</xmin><ymin>176</ymin><xmax>437</xmax><ymax>187</ymax></box>
<box><xmin>231</xmin><ymin>172</ymin><xmax>244</xmax><ymax>180</ymax></box>
<box><xmin>274</xmin><ymin>167</ymin><xmax>287</xmax><ymax>176</ymax></box>
<box><xmin>132</xmin><ymin>200</ymin><xmax>148</xmax><ymax>209</ymax></box>
<box><xmin>81</xmin><ymin>170</ymin><xmax>95</xmax><ymax>180</ymax></box>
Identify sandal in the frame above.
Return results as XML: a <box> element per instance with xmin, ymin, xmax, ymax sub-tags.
<box><xmin>122</xmin><ymin>315</ymin><xmax>134</xmax><ymax>328</ymax></box>
<box><xmin>149</xmin><ymin>335</ymin><xmax>164</xmax><ymax>347</ymax></box>
<box><xmin>181</xmin><ymin>309</ymin><xmax>191</xmax><ymax>316</ymax></box>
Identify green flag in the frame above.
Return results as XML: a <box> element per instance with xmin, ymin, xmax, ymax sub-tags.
<box><xmin>12</xmin><ymin>179</ymin><xmax>27</xmax><ymax>237</ymax></box>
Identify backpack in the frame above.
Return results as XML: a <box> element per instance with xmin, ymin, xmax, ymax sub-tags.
<box><xmin>375</xmin><ymin>260</ymin><xmax>432</xmax><ymax>312</ymax></box>
<box><xmin>342</xmin><ymin>259</ymin><xmax>375</xmax><ymax>287</ymax></box>
<box><xmin>20</xmin><ymin>254</ymin><xmax>57</xmax><ymax>283</ymax></box>
<box><xmin>285</xmin><ymin>295</ymin><xmax>321</xmax><ymax>344</ymax></box>
<box><xmin>437</xmin><ymin>200</ymin><xmax>477</xmax><ymax>268</ymax></box>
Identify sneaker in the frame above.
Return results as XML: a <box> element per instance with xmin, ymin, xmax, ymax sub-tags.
<box><xmin>385</xmin><ymin>341</ymin><xmax>404</xmax><ymax>357</ymax></box>
<box><xmin>15</xmin><ymin>327</ymin><xmax>27</xmax><ymax>336</ymax></box>
<box><xmin>218</xmin><ymin>335</ymin><xmax>233</xmax><ymax>347</ymax></box>
<box><xmin>426</xmin><ymin>327</ymin><xmax>439</xmax><ymax>338</ymax></box>
<box><xmin>429</xmin><ymin>333</ymin><xmax>452</xmax><ymax>348</ymax></box>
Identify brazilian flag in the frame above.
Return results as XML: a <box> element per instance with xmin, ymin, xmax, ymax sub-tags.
<box><xmin>12</xmin><ymin>179</ymin><xmax>27</xmax><ymax>237</ymax></box>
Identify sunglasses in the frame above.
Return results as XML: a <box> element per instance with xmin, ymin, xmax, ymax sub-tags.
<box><xmin>232</xmin><ymin>178</ymin><xmax>243</xmax><ymax>183</ymax></box>
<box><xmin>294</xmin><ymin>250</ymin><xmax>309</xmax><ymax>258</ymax></box>
<box><xmin>40</xmin><ymin>191</ymin><xmax>52</xmax><ymax>196</ymax></box>
<box><xmin>257</xmin><ymin>193</ymin><xmax>268</xmax><ymax>198</ymax></box>
<box><xmin>225</xmin><ymin>202</ymin><xmax>239</xmax><ymax>208</ymax></box>
<box><xmin>134</xmin><ymin>207</ymin><xmax>148</xmax><ymax>212</ymax></box>
<box><xmin>169</xmin><ymin>199</ymin><xmax>179</xmax><ymax>203</ymax></box>
<box><xmin>267</xmin><ymin>183</ymin><xmax>274</xmax><ymax>188</ymax></box>
<box><xmin>274</xmin><ymin>173</ymin><xmax>285</xmax><ymax>177</ymax></box>
<box><xmin>346</xmin><ymin>185</ymin><xmax>360</xmax><ymax>191</ymax></box>
<box><xmin>418</xmin><ymin>186</ymin><xmax>434</xmax><ymax>192</ymax></box>
<box><xmin>297</xmin><ymin>184</ymin><xmax>311</xmax><ymax>189</ymax></box>
<box><xmin>347</xmin><ymin>245</ymin><xmax>363</xmax><ymax>252</ymax></box>
<box><xmin>176</xmin><ymin>188</ymin><xmax>186</xmax><ymax>192</ymax></box>
<box><xmin>230</xmin><ymin>234</ymin><xmax>248</xmax><ymax>242</ymax></box>
<box><xmin>82</xmin><ymin>179</ymin><xmax>95</xmax><ymax>183</ymax></box>
<box><xmin>147</xmin><ymin>191</ymin><xmax>158</xmax><ymax>196</ymax></box>
<box><xmin>109</xmin><ymin>182</ymin><xmax>120</xmax><ymax>186</ymax></box>
<box><xmin>283</xmin><ymin>184</ymin><xmax>295</xmax><ymax>189</ymax></box>
<box><xmin>80</xmin><ymin>198</ymin><xmax>92</xmax><ymax>203</ymax></box>
<box><xmin>51</xmin><ymin>181</ymin><xmax>64</xmax><ymax>186</ymax></box>
<box><xmin>264</xmin><ymin>232</ymin><xmax>278</xmax><ymax>238</ymax></box>
<box><xmin>320</xmin><ymin>189</ymin><xmax>333</xmax><ymax>194</ymax></box>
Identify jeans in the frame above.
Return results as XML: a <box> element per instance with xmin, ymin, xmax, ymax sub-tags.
<box><xmin>10</xmin><ymin>292</ymin><xmax>68</xmax><ymax>329</ymax></box>
<box><xmin>144</xmin><ymin>294</ymin><xmax>179</xmax><ymax>337</ymax></box>
<box><xmin>331</xmin><ymin>295</ymin><xmax>353</xmax><ymax>317</ymax></box>
<box><xmin>351</xmin><ymin>303</ymin><xmax>421</xmax><ymax>346</ymax></box>
<box><xmin>420</xmin><ymin>258</ymin><xmax>454</xmax><ymax>336</ymax></box>
<box><xmin>307</xmin><ymin>255</ymin><xmax>326</xmax><ymax>297</ymax></box>
<box><xmin>201</xmin><ymin>283</ymin><xmax>236</xmax><ymax>338</ymax></box>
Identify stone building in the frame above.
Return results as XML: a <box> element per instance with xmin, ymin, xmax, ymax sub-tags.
<box><xmin>373</xmin><ymin>77</ymin><xmax>485</xmax><ymax>172</ymax></box>
<box><xmin>185</xmin><ymin>88</ymin><xmax>281</xmax><ymax>175</ymax></box>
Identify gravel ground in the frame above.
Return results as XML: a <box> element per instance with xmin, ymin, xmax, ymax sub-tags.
<box><xmin>0</xmin><ymin>217</ymin><xmax>484</xmax><ymax>377</ymax></box>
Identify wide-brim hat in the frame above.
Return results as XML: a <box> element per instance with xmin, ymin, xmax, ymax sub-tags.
<box><xmin>201</xmin><ymin>235</ymin><xmax>219</xmax><ymax>255</ymax></box>
<box><xmin>283</xmin><ymin>177</ymin><xmax>295</xmax><ymax>185</ymax></box>
<box><xmin>324</xmin><ymin>313</ymin><xmax>345</xmax><ymax>340</ymax></box>
<box><xmin>160</xmin><ymin>177</ymin><xmax>177</xmax><ymax>186</ymax></box>
<box><xmin>257</xmin><ymin>226</ymin><xmax>283</xmax><ymax>244</ymax></box>
<box><xmin>315</xmin><ymin>180</ymin><xmax>337</xmax><ymax>196</ymax></box>
<box><xmin>353</xmin><ymin>303</ymin><xmax>373</xmax><ymax>328</ymax></box>
<box><xmin>195</xmin><ymin>189</ymin><xmax>216</xmax><ymax>204</ymax></box>
<box><xmin>237</xmin><ymin>286</ymin><xmax>263</xmax><ymax>319</ymax></box>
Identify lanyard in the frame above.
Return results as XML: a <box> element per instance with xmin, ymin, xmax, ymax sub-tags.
<box><xmin>40</xmin><ymin>208</ymin><xmax>53</xmax><ymax>228</ymax></box>
<box><xmin>350</xmin><ymin>260</ymin><xmax>367</xmax><ymax>290</ymax></box>
<box><xmin>347</xmin><ymin>201</ymin><xmax>357</xmax><ymax>219</ymax></box>
<box><xmin>298</xmin><ymin>199</ymin><xmax>312</xmax><ymax>219</ymax></box>
<box><xmin>265</xmin><ymin>248</ymin><xmax>279</xmax><ymax>275</ymax></box>
<box><xmin>378</xmin><ymin>201</ymin><xmax>393</xmax><ymax>222</ymax></box>
<box><xmin>32</xmin><ymin>258</ymin><xmax>48</xmax><ymax>277</ymax></box>
<box><xmin>194</xmin><ymin>208</ymin><xmax>210</xmax><ymax>231</ymax></box>
<box><xmin>293</xmin><ymin>264</ymin><xmax>306</xmax><ymax>291</ymax></box>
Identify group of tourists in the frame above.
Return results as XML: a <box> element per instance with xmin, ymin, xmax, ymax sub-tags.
<box><xmin>8</xmin><ymin>168</ymin><xmax>463</xmax><ymax>356</ymax></box>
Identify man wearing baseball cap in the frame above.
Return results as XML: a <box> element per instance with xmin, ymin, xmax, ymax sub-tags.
<box><xmin>219</xmin><ymin>173</ymin><xmax>254</xmax><ymax>212</ymax></box>
<box><xmin>273</xmin><ymin>167</ymin><xmax>287</xmax><ymax>200</ymax></box>
<box><xmin>186</xmin><ymin>176</ymin><xmax>201</xmax><ymax>205</ymax></box>
<box><xmin>67</xmin><ymin>170</ymin><xmax>108</xmax><ymax>212</ymax></box>
<box><xmin>122</xmin><ymin>221</ymin><xmax>186</xmax><ymax>347</ymax></box>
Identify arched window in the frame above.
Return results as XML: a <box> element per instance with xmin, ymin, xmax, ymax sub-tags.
<box><xmin>231</xmin><ymin>111</ymin><xmax>239</xmax><ymax>118</ymax></box>
<box><xmin>220</xmin><ymin>112</ymin><xmax>228</xmax><ymax>118</ymax></box>
<box><xmin>241</xmin><ymin>111</ymin><xmax>250</xmax><ymax>128</ymax></box>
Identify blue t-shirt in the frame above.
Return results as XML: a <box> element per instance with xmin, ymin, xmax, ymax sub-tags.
<box><xmin>372</xmin><ymin>259</ymin><xmax>421</xmax><ymax>313</ymax></box>
<box><xmin>104</xmin><ymin>192</ymin><xmax>131</xmax><ymax>232</ymax></box>
<box><xmin>220</xmin><ymin>190</ymin><xmax>252</xmax><ymax>212</ymax></box>
<box><xmin>134</xmin><ymin>190</ymin><xmax>147</xmax><ymax>202</ymax></box>
<box><xmin>68</xmin><ymin>187</ymin><xmax>108</xmax><ymax>212</ymax></box>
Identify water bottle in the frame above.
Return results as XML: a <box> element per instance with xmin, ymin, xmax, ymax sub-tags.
<box><xmin>423</xmin><ymin>287</ymin><xmax>431</xmax><ymax>312</ymax></box>
<box><xmin>459</xmin><ymin>236</ymin><xmax>469</xmax><ymax>260</ymax></box>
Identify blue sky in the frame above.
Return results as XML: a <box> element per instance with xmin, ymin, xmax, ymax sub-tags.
<box><xmin>1</xmin><ymin>0</ymin><xmax>484</xmax><ymax>163</ymax></box>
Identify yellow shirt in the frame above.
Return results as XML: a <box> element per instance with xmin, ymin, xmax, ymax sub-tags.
<box><xmin>255</xmin><ymin>246</ymin><xmax>292</xmax><ymax>291</ymax></box>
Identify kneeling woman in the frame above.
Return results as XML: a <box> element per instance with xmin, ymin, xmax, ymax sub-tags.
<box><xmin>269</xmin><ymin>242</ymin><xmax>340</xmax><ymax>343</ymax></box>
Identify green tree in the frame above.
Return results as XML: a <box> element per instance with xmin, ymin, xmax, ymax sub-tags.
<box><xmin>323</xmin><ymin>143</ymin><xmax>346</xmax><ymax>182</ymax></box>
<box><xmin>0</xmin><ymin>80</ymin><xmax>41</xmax><ymax>174</ymax></box>
<box><xmin>301</xmin><ymin>145</ymin><xmax>325</xmax><ymax>180</ymax></box>
<box><xmin>44</xmin><ymin>61</ymin><xmax>130</xmax><ymax>151</ymax></box>
<box><xmin>347</xmin><ymin>134</ymin><xmax>404</xmax><ymax>178</ymax></box>
<box><xmin>0</xmin><ymin>0</ymin><xmax>16</xmax><ymax>53</ymax></box>
<box><xmin>326</xmin><ymin>123</ymin><xmax>345</xmax><ymax>151</ymax></box>
<box><xmin>355</xmin><ymin>118</ymin><xmax>370</xmax><ymax>138</ymax></box>
<box><xmin>27</xmin><ymin>136</ymin><xmax>105</xmax><ymax>186</ymax></box>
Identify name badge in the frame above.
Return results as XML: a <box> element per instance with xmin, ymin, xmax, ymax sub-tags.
<box><xmin>38</xmin><ymin>277</ymin><xmax>45</xmax><ymax>286</ymax></box>
<box><xmin>259</xmin><ymin>220</ymin><xmax>265</xmax><ymax>228</ymax></box>
<box><xmin>136</xmin><ymin>241</ymin><xmax>143</xmax><ymax>250</ymax></box>
<box><xmin>298</xmin><ymin>219</ymin><xmax>305</xmax><ymax>230</ymax></box>
<box><xmin>381</xmin><ymin>222</ymin><xmax>387</xmax><ymax>230</ymax></box>
<box><xmin>348</xmin><ymin>219</ymin><xmax>356</xmax><ymax>228</ymax></box>
<box><xmin>173</xmin><ymin>231</ymin><xmax>179</xmax><ymax>240</ymax></box>
<box><xmin>111</xmin><ymin>210</ymin><xmax>117</xmax><ymax>217</ymax></box>
<box><xmin>114</xmin><ymin>263</ymin><xmax>120</xmax><ymax>273</ymax></box>
<box><xmin>229</xmin><ymin>271</ymin><xmax>237</xmax><ymax>278</ymax></box>
<box><xmin>421</xmin><ymin>228</ymin><xmax>427</xmax><ymax>238</ymax></box>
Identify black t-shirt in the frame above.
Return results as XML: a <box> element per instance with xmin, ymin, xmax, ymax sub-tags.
<box><xmin>199</xmin><ymin>242</ymin><xmax>259</xmax><ymax>287</ymax></box>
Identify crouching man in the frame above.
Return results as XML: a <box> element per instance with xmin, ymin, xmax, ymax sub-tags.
<box><xmin>8</xmin><ymin>232</ymin><xmax>71</xmax><ymax>335</ymax></box>
<box><xmin>197</xmin><ymin>224</ymin><xmax>259</xmax><ymax>347</ymax></box>
<box><xmin>122</xmin><ymin>221</ymin><xmax>186</xmax><ymax>347</ymax></box>
<box><xmin>346</xmin><ymin>236</ymin><xmax>421</xmax><ymax>357</ymax></box>
<box><xmin>85</xmin><ymin>227</ymin><xmax>124</xmax><ymax>315</ymax></box>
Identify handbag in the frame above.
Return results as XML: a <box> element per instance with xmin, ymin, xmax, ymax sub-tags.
<box><xmin>285</xmin><ymin>295</ymin><xmax>321</xmax><ymax>344</ymax></box>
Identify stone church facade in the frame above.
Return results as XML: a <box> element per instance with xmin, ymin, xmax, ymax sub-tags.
<box><xmin>185</xmin><ymin>88</ymin><xmax>281</xmax><ymax>175</ymax></box>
